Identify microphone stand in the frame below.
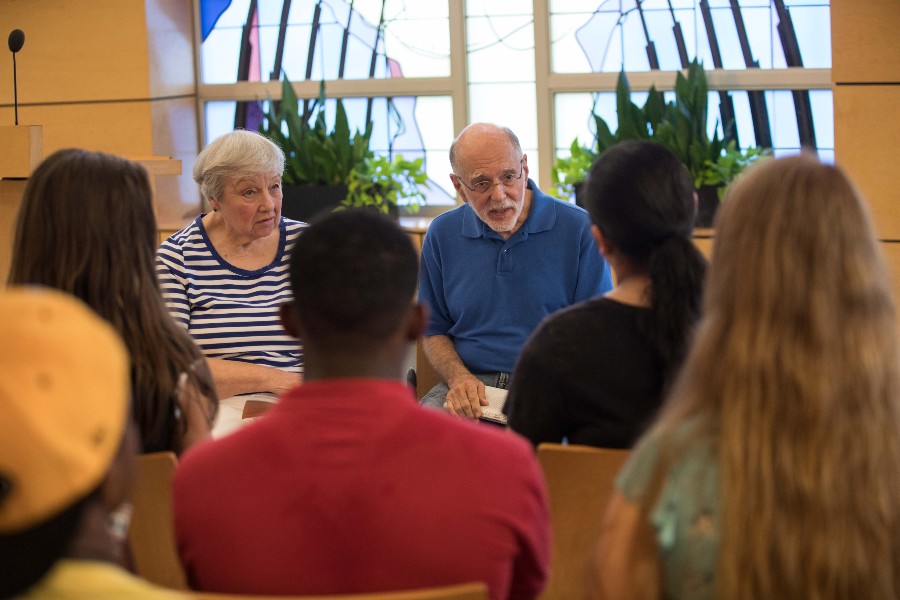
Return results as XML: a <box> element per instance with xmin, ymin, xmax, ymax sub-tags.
<box><xmin>13</xmin><ymin>48</ymin><xmax>18</xmax><ymax>125</ymax></box>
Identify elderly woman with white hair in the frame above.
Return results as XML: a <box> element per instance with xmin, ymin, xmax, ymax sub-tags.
<box><xmin>157</xmin><ymin>130</ymin><xmax>306</xmax><ymax>436</ymax></box>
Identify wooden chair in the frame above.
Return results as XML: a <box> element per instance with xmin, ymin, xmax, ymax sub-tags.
<box><xmin>415</xmin><ymin>337</ymin><xmax>441</xmax><ymax>401</ymax></box>
<box><xmin>127</xmin><ymin>451</ymin><xmax>188</xmax><ymax>590</ymax></box>
<box><xmin>188</xmin><ymin>581</ymin><xmax>488</xmax><ymax>600</ymax></box>
<box><xmin>536</xmin><ymin>443</ymin><xmax>630</xmax><ymax>600</ymax></box>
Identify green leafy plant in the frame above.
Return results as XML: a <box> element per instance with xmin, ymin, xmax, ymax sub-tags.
<box><xmin>551</xmin><ymin>140</ymin><xmax>597</xmax><ymax>201</ymax></box>
<box><xmin>551</xmin><ymin>59</ymin><xmax>767</xmax><ymax>202</ymax></box>
<box><xmin>259</xmin><ymin>76</ymin><xmax>428</xmax><ymax>212</ymax></box>
<box><xmin>344</xmin><ymin>154</ymin><xmax>429</xmax><ymax>214</ymax></box>
<box><xmin>259</xmin><ymin>78</ymin><xmax>371</xmax><ymax>186</ymax></box>
<box><xmin>700</xmin><ymin>142</ymin><xmax>769</xmax><ymax>199</ymax></box>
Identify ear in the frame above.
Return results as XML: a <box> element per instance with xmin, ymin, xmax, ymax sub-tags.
<box><xmin>406</xmin><ymin>302</ymin><xmax>429</xmax><ymax>342</ymax></box>
<box><xmin>279</xmin><ymin>301</ymin><xmax>300</xmax><ymax>339</ymax></box>
<box><xmin>592</xmin><ymin>224</ymin><xmax>613</xmax><ymax>258</ymax></box>
<box><xmin>449</xmin><ymin>174</ymin><xmax>469</xmax><ymax>204</ymax></box>
<box><xmin>521</xmin><ymin>153</ymin><xmax>529</xmax><ymax>179</ymax></box>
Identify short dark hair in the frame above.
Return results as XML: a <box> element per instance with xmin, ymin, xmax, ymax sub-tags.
<box><xmin>289</xmin><ymin>210</ymin><xmax>418</xmax><ymax>343</ymax></box>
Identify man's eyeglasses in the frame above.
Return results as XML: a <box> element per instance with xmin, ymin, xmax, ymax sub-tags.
<box><xmin>455</xmin><ymin>159</ymin><xmax>524</xmax><ymax>195</ymax></box>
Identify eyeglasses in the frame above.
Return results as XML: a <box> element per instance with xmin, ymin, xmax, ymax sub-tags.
<box><xmin>455</xmin><ymin>159</ymin><xmax>524</xmax><ymax>195</ymax></box>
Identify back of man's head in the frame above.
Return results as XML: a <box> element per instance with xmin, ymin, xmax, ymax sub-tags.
<box><xmin>289</xmin><ymin>210</ymin><xmax>419</xmax><ymax>346</ymax></box>
<box><xmin>0</xmin><ymin>287</ymin><xmax>130</xmax><ymax>598</ymax></box>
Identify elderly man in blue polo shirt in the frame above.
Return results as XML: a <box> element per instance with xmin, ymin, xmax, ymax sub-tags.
<box><xmin>418</xmin><ymin>122</ymin><xmax>613</xmax><ymax>418</ymax></box>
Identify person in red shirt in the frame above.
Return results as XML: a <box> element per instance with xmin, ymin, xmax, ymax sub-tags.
<box><xmin>173</xmin><ymin>209</ymin><xmax>551</xmax><ymax>600</ymax></box>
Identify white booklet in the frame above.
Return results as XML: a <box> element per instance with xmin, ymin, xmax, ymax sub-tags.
<box><xmin>479</xmin><ymin>386</ymin><xmax>509</xmax><ymax>426</ymax></box>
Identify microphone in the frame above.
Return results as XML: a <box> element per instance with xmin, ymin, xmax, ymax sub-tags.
<box><xmin>8</xmin><ymin>29</ymin><xmax>24</xmax><ymax>125</ymax></box>
<box><xmin>8</xmin><ymin>29</ymin><xmax>24</xmax><ymax>53</ymax></box>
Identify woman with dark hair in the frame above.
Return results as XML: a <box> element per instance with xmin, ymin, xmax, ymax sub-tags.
<box><xmin>595</xmin><ymin>153</ymin><xmax>900</xmax><ymax>599</ymax></box>
<box><xmin>505</xmin><ymin>140</ymin><xmax>706</xmax><ymax>448</ymax></box>
<box><xmin>8</xmin><ymin>149</ymin><xmax>217</xmax><ymax>455</ymax></box>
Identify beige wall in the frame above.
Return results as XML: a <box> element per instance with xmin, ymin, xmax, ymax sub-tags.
<box><xmin>0</xmin><ymin>0</ymin><xmax>200</xmax><ymax>231</ymax></box>
<box><xmin>831</xmin><ymin>0</ymin><xmax>900</xmax><ymax>306</ymax></box>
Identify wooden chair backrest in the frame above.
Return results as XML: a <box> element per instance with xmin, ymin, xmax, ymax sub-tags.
<box><xmin>188</xmin><ymin>581</ymin><xmax>489</xmax><ymax>600</ymax></box>
<box><xmin>128</xmin><ymin>451</ymin><xmax>188</xmax><ymax>590</ymax></box>
<box><xmin>415</xmin><ymin>337</ymin><xmax>441</xmax><ymax>400</ymax></box>
<box><xmin>536</xmin><ymin>443</ymin><xmax>630</xmax><ymax>600</ymax></box>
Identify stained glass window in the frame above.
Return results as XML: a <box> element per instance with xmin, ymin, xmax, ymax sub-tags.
<box><xmin>196</xmin><ymin>0</ymin><xmax>832</xmax><ymax>210</ymax></box>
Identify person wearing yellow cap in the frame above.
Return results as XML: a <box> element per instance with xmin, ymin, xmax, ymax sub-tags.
<box><xmin>0</xmin><ymin>287</ymin><xmax>183</xmax><ymax>599</ymax></box>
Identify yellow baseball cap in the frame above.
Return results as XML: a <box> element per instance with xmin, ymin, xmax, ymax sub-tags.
<box><xmin>0</xmin><ymin>287</ymin><xmax>130</xmax><ymax>533</ymax></box>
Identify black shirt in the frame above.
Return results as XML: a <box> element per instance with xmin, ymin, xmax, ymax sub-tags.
<box><xmin>505</xmin><ymin>297</ymin><xmax>664</xmax><ymax>449</ymax></box>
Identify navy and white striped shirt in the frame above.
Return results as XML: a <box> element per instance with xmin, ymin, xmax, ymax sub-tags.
<box><xmin>156</xmin><ymin>215</ymin><xmax>307</xmax><ymax>376</ymax></box>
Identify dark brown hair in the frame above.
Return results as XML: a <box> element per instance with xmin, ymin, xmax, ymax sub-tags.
<box><xmin>584</xmin><ymin>140</ymin><xmax>706</xmax><ymax>384</ymax></box>
<box><xmin>9</xmin><ymin>149</ymin><xmax>217</xmax><ymax>453</ymax></box>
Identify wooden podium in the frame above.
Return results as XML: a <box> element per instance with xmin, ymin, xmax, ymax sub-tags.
<box><xmin>0</xmin><ymin>125</ymin><xmax>43</xmax><ymax>283</ymax></box>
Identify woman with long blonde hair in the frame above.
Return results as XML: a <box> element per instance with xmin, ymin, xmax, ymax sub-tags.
<box><xmin>595</xmin><ymin>153</ymin><xmax>900</xmax><ymax>599</ymax></box>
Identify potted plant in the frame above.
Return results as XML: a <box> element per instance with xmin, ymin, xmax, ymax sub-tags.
<box><xmin>552</xmin><ymin>59</ymin><xmax>768</xmax><ymax>226</ymax></box>
<box><xmin>258</xmin><ymin>76</ymin><xmax>428</xmax><ymax>221</ymax></box>
<box><xmin>345</xmin><ymin>154</ymin><xmax>428</xmax><ymax>217</ymax></box>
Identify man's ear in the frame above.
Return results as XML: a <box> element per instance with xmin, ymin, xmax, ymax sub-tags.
<box><xmin>592</xmin><ymin>224</ymin><xmax>613</xmax><ymax>258</ymax></box>
<box><xmin>449</xmin><ymin>174</ymin><xmax>469</xmax><ymax>204</ymax></box>
<box><xmin>279</xmin><ymin>301</ymin><xmax>300</xmax><ymax>339</ymax></box>
<box><xmin>406</xmin><ymin>302</ymin><xmax>429</xmax><ymax>342</ymax></box>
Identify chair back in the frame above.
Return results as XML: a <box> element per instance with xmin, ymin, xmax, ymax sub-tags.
<box><xmin>415</xmin><ymin>338</ymin><xmax>441</xmax><ymax>400</ymax></box>
<box><xmin>188</xmin><ymin>581</ymin><xmax>488</xmax><ymax>600</ymax></box>
<box><xmin>128</xmin><ymin>451</ymin><xmax>188</xmax><ymax>590</ymax></box>
<box><xmin>536</xmin><ymin>443</ymin><xmax>630</xmax><ymax>600</ymax></box>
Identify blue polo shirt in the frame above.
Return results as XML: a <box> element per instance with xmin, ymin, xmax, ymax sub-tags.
<box><xmin>419</xmin><ymin>180</ymin><xmax>612</xmax><ymax>374</ymax></box>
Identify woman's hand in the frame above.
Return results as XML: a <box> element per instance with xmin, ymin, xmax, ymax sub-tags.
<box><xmin>207</xmin><ymin>357</ymin><xmax>301</xmax><ymax>399</ymax></box>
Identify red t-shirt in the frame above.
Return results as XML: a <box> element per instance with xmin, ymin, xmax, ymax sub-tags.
<box><xmin>174</xmin><ymin>379</ymin><xmax>550</xmax><ymax>600</ymax></box>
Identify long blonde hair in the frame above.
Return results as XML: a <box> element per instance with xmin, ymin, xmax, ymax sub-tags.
<box><xmin>650</xmin><ymin>154</ymin><xmax>900</xmax><ymax>598</ymax></box>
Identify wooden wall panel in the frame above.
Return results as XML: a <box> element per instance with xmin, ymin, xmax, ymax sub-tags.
<box><xmin>0</xmin><ymin>1</ymin><xmax>151</xmax><ymax>105</ymax></box>
<box><xmin>0</xmin><ymin>103</ymin><xmax>153</xmax><ymax>156</ymax></box>
<box><xmin>832</xmin><ymin>1</ymin><xmax>900</xmax><ymax>320</ymax></box>
<box><xmin>146</xmin><ymin>0</ymin><xmax>202</xmax><ymax>230</ymax></box>
<box><xmin>880</xmin><ymin>243</ymin><xmax>900</xmax><ymax>317</ymax></box>
<box><xmin>832</xmin><ymin>0</ymin><xmax>900</xmax><ymax>83</ymax></box>
<box><xmin>0</xmin><ymin>0</ymin><xmax>200</xmax><ymax>232</ymax></box>
<box><xmin>834</xmin><ymin>86</ymin><xmax>900</xmax><ymax>239</ymax></box>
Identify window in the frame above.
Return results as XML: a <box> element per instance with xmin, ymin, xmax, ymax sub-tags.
<box><xmin>548</xmin><ymin>0</ymin><xmax>833</xmax><ymax>172</ymax></box>
<box><xmin>195</xmin><ymin>0</ymin><xmax>832</xmax><ymax>208</ymax></box>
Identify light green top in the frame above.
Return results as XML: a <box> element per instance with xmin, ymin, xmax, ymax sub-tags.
<box><xmin>16</xmin><ymin>559</ymin><xmax>185</xmax><ymax>599</ymax></box>
<box><xmin>616</xmin><ymin>430</ymin><xmax>720</xmax><ymax>600</ymax></box>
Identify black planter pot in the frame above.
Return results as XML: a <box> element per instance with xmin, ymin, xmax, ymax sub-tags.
<box><xmin>695</xmin><ymin>184</ymin><xmax>722</xmax><ymax>229</ymax></box>
<box><xmin>280</xmin><ymin>184</ymin><xmax>348</xmax><ymax>223</ymax></box>
<box><xmin>280</xmin><ymin>183</ymin><xmax>400</xmax><ymax>223</ymax></box>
